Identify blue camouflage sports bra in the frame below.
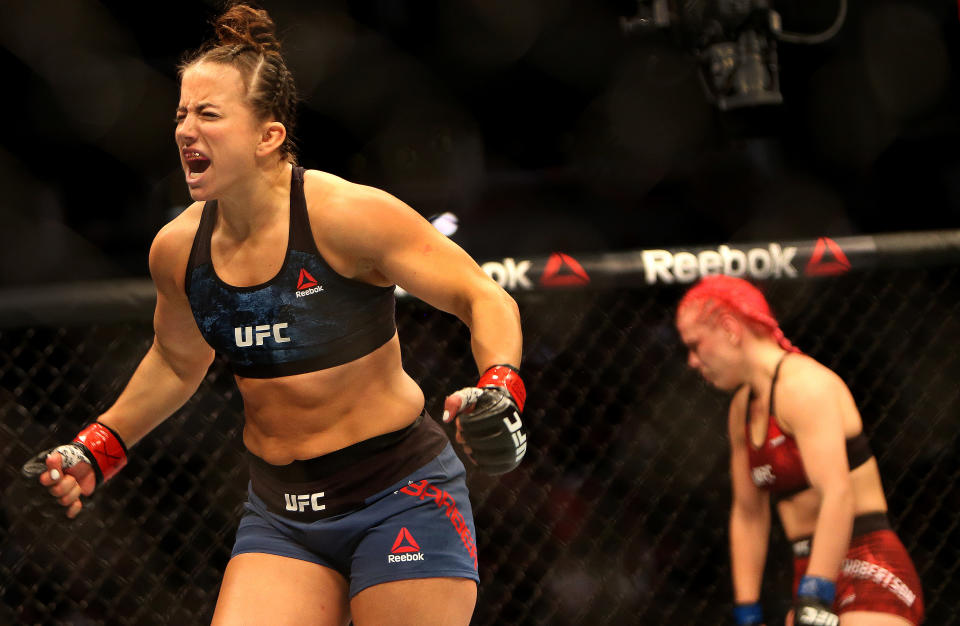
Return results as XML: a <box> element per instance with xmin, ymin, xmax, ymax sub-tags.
<box><xmin>184</xmin><ymin>166</ymin><xmax>396</xmax><ymax>378</ymax></box>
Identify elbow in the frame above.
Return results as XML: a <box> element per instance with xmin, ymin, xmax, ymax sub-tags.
<box><xmin>502</xmin><ymin>288</ymin><xmax>520</xmax><ymax>324</ymax></box>
<box><xmin>152</xmin><ymin>339</ymin><xmax>214</xmax><ymax>387</ymax></box>
<box><xmin>185</xmin><ymin>349</ymin><xmax>215</xmax><ymax>385</ymax></box>
<box><xmin>191</xmin><ymin>350</ymin><xmax>216</xmax><ymax>383</ymax></box>
<box><xmin>178</xmin><ymin>360</ymin><xmax>213</xmax><ymax>392</ymax></box>
<box><xmin>819</xmin><ymin>478</ymin><xmax>855</xmax><ymax>516</ymax></box>
<box><xmin>731</xmin><ymin>496</ymin><xmax>768</xmax><ymax>523</ymax></box>
<box><xmin>464</xmin><ymin>280</ymin><xmax>519</xmax><ymax>325</ymax></box>
<box><xmin>489</xmin><ymin>279</ymin><xmax>519</xmax><ymax>320</ymax></box>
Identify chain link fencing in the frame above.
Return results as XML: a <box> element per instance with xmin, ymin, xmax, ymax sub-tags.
<box><xmin>1</xmin><ymin>262</ymin><xmax>958</xmax><ymax>624</ymax></box>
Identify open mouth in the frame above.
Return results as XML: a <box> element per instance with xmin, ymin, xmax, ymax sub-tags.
<box><xmin>184</xmin><ymin>151</ymin><xmax>211</xmax><ymax>174</ymax></box>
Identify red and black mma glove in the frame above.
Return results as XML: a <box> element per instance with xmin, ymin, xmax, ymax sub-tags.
<box><xmin>793</xmin><ymin>576</ymin><xmax>838</xmax><ymax>626</ymax></box>
<box><xmin>22</xmin><ymin>422</ymin><xmax>128</xmax><ymax>486</ymax></box>
<box><xmin>444</xmin><ymin>364</ymin><xmax>527</xmax><ymax>475</ymax></box>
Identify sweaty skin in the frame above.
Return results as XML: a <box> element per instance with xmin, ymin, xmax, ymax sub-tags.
<box><xmin>39</xmin><ymin>9</ymin><xmax>517</xmax><ymax>624</ymax></box>
<box><xmin>41</xmin><ymin>61</ymin><xmax>521</xmax><ymax>511</ymax></box>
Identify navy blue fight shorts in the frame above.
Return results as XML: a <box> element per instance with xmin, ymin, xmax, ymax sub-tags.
<box><xmin>231</xmin><ymin>413</ymin><xmax>480</xmax><ymax>597</ymax></box>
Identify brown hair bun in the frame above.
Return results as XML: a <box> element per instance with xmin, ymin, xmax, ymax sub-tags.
<box><xmin>214</xmin><ymin>3</ymin><xmax>281</xmax><ymax>54</ymax></box>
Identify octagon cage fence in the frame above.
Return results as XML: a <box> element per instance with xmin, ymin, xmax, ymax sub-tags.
<box><xmin>1</xmin><ymin>230</ymin><xmax>959</xmax><ymax>626</ymax></box>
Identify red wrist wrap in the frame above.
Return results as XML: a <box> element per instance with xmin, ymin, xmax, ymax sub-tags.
<box><xmin>74</xmin><ymin>423</ymin><xmax>128</xmax><ymax>483</ymax></box>
<box><xmin>478</xmin><ymin>365</ymin><xmax>526</xmax><ymax>412</ymax></box>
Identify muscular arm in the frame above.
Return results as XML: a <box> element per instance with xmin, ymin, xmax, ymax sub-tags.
<box><xmin>728</xmin><ymin>390</ymin><xmax>771</xmax><ymax>605</ymax></box>
<box><xmin>313</xmin><ymin>178</ymin><xmax>521</xmax><ymax>371</ymax></box>
<box><xmin>777</xmin><ymin>361</ymin><xmax>854</xmax><ymax>582</ymax></box>
<box><xmin>97</xmin><ymin>213</ymin><xmax>216</xmax><ymax>445</ymax></box>
<box><xmin>37</xmin><ymin>212</ymin><xmax>216</xmax><ymax>518</ymax></box>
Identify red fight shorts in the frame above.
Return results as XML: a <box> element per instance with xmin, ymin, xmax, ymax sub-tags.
<box><xmin>792</xmin><ymin>513</ymin><xmax>924</xmax><ymax>624</ymax></box>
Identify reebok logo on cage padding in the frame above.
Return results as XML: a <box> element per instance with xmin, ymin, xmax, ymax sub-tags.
<box><xmin>388</xmin><ymin>527</ymin><xmax>425</xmax><ymax>563</ymax></box>
<box><xmin>641</xmin><ymin>243</ymin><xmax>798</xmax><ymax>284</ymax></box>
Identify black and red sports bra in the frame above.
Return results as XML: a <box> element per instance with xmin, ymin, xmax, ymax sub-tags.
<box><xmin>745</xmin><ymin>355</ymin><xmax>873</xmax><ymax>498</ymax></box>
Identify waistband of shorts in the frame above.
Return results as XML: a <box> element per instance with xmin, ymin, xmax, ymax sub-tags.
<box><xmin>247</xmin><ymin>411</ymin><xmax>450</xmax><ymax>522</ymax></box>
<box><xmin>791</xmin><ymin>511</ymin><xmax>891</xmax><ymax>557</ymax></box>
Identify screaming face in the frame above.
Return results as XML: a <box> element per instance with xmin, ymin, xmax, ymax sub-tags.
<box><xmin>174</xmin><ymin>62</ymin><xmax>261</xmax><ymax>200</ymax></box>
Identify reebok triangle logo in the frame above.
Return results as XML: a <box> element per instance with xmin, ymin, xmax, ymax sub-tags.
<box><xmin>391</xmin><ymin>527</ymin><xmax>421</xmax><ymax>554</ymax></box>
<box><xmin>804</xmin><ymin>237</ymin><xmax>851</xmax><ymax>276</ymax></box>
<box><xmin>296</xmin><ymin>268</ymin><xmax>318</xmax><ymax>290</ymax></box>
<box><xmin>540</xmin><ymin>253</ymin><xmax>590</xmax><ymax>287</ymax></box>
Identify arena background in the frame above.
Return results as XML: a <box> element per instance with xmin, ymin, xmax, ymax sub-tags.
<box><xmin>1</xmin><ymin>1</ymin><xmax>959</xmax><ymax>624</ymax></box>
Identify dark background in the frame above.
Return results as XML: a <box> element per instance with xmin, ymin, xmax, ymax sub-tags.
<box><xmin>1</xmin><ymin>3</ymin><xmax>959</xmax><ymax>625</ymax></box>
<box><xmin>0</xmin><ymin>0</ymin><xmax>957</xmax><ymax>287</ymax></box>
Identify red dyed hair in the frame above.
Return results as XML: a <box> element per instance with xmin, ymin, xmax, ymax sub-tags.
<box><xmin>677</xmin><ymin>275</ymin><xmax>801</xmax><ymax>353</ymax></box>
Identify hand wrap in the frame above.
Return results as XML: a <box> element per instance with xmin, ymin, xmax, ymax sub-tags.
<box><xmin>733</xmin><ymin>602</ymin><xmax>764</xmax><ymax>626</ymax></box>
<box><xmin>22</xmin><ymin>422</ymin><xmax>128</xmax><ymax>485</ymax></box>
<box><xmin>448</xmin><ymin>365</ymin><xmax>527</xmax><ymax>475</ymax></box>
<box><xmin>794</xmin><ymin>576</ymin><xmax>838</xmax><ymax>626</ymax></box>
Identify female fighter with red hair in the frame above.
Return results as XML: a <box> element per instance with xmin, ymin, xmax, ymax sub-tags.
<box><xmin>676</xmin><ymin>275</ymin><xmax>923</xmax><ymax>626</ymax></box>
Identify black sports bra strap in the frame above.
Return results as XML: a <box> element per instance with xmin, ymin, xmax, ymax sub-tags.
<box><xmin>195</xmin><ymin>201</ymin><xmax>218</xmax><ymax>263</ymax></box>
<box><xmin>288</xmin><ymin>165</ymin><xmax>319</xmax><ymax>253</ymax></box>
<box><xmin>769</xmin><ymin>351</ymin><xmax>789</xmax><ymax>417</ymax></box>
<box><xmin>184</xmin><ymin>200</ymin><xmax>218</xmax><ymax>293</ymax></box>
<box><xmin>846</xmin><ymin>431</ymin><xmax>874</xmax><ymax>469</ymax></box>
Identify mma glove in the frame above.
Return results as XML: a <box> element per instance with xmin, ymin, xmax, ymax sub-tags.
<box><xmin>22</xmin><ymin>422</ymin><xmax>128</xmax><ymax>485</ymax></box>
<box><xmin>794</xmin><ymin>576</ymin><xmax>839</xmax><ymax>626</ymax></box>
<box><xmin>444</xmin><ymin>364</ymin><xmax>527</xmax><ymax>475</ymax></box>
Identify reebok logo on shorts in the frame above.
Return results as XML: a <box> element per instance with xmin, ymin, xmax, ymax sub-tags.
<box><xmin>388</xmin><ymin>527</ymin><xmax>425</xmax><ymax>563</ymax></box>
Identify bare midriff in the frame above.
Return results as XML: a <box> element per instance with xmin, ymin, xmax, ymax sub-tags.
<box><xmin>776</xmin><ymin>458</ymin><xmax>890</xmax><ymax>540</ymax></box>
<box><xmin>236</xmin><ymin>334</ymin><xmax>425</xmax><ymax>464</ymax></box>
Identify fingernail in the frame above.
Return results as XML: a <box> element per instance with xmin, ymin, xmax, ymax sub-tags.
<box><xmin>442</xmin><ymin>410</ymin><xmax>449</xmax><ymax>423</ymax></box>
<box><xmin>50</xmin><ymin>469</ymin><xmax>60</xmax><ymax>481</ymax></box>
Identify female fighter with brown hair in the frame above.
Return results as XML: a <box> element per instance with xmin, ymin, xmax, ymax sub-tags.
<box><xmin>23</xmin><ymin>4</ymin><xmax>527</xmax><ymax>624</ymax></box>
